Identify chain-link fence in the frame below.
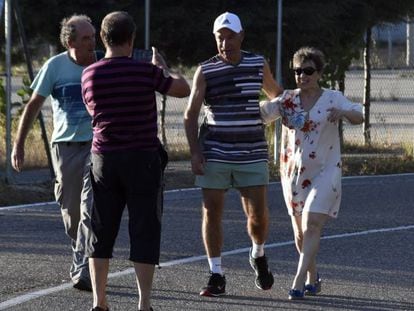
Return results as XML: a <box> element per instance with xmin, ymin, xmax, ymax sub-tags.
<box><xmin>156</xmin><ymin>94</ymin><xmax>191</xmax><ymax>159</ymax></box>
<box><xmin>343</xmin><ymin>22</ymin><xmax>414</xmax><ymax>149</ymax></box>
<box><xmin>343</xmin><ymin>69</ymin><xmax>414</xmax><ymax>147</ymax></box>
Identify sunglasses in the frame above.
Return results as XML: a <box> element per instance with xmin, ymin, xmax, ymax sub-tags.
<box><xmin>293</xmin><ymin>67</ymin><xmax>317</xmax><ymax>76</ymax></box>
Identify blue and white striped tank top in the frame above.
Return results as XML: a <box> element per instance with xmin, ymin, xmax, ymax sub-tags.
<box><xmin>200</xmin><ymin>51</ymin><xmax>268</xmax><ymax>164</ymax></box>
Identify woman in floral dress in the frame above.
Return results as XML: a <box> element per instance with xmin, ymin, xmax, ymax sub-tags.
<box><xmin>260</xmin><ymin>47</ymin><xmax>363</xmax><ymax>300</ymax></box>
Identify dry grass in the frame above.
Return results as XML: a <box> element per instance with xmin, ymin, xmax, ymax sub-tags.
<box><xmin>0</xmin><ymin>117</ymin><xmax>53</xmax><ymax>170</ymax></box>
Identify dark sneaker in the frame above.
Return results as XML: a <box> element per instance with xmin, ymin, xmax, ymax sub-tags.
<box><xmin>91</xmin><ymin>307</ymin><xmax>109</xmax><ymax>311</ymax></box>
<box><xmin>73</xmin><ymin>278</ymin><xmax>92</xmax><ymax>292</ymax></box>
<box><xmin>249</xmin><ymin>248</ymin><xmax>274</xmax><ymax>290</ymax></box>
<box><xmin>199</xmin><ymin>273</ymin><xmax>226</xmax><ymax>297</ymax></box>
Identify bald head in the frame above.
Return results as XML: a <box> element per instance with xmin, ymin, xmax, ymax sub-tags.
<box><xmin>100</xmin><ymin>11</ymin><xmax>136</xmax><ymax>47</ymax></box>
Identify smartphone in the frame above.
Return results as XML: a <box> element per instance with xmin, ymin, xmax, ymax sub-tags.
<box><xmin>132</xmin><ymin>48</ymin><xmax>153</xmax><ymax>62</ymax></box>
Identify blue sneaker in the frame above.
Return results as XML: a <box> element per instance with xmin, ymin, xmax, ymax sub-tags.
<box><xmin>304</xmin><ymin>273</ymin><xmax>322</xmax><ymax>296</ymax></box>
<box><xmin>288</xmin><ymin>288</ymin><xmax>305</xmax><ymax>300</ymax></box>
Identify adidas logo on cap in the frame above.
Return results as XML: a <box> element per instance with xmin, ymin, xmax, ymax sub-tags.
<box><xmin>213</xmin><ymin>12</ymin><xmax>243</xmax><ymax>33</ymax></box>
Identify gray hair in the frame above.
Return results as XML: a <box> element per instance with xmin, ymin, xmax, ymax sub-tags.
<box><xmin>59</xmin><ymin>14</ymin><xmax>93</xmax><ymax>49</ymax></box>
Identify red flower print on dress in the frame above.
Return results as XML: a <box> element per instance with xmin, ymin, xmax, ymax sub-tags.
<box><xmin>280</xmin><ymin>91</ymin><xmax>307</xmax><ymax>129</ymax></box>
<box><xmin>301</xmin><ymin>119</ymin><xmax>316</xmax><ymax>133</ymax></box>
<box><xmin>301</xmin><ymin>179</ymin><xmax>311</xmax><ymax>189</ymax></box>
<box><xmin>301</xmin><ymin>119</ymin><xmax>317</xmax><ymax>140</ymax></box>
<box><xmin>290</xmin><ymin>201</ymin><xmax>299</xmax><ymax>209</ymax></box>
<box><xmin>283</xmin><ymin>98</ymin><xmax>297</xmax><ymax>111</ymax></box>
<box><xmin>295</xmin><ymin>139</ymin><xmax>301</xmax><ymax>146</ymax></box>
<box><xmin>281</xmin><ymin>148</ymin><xmax>292</xmax><ymax>163</ymax></box>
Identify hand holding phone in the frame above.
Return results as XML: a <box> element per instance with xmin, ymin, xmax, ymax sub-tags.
<box><xmin>151</xmin><ymin>47</ymin><xmax>168</xmax><ymax>70</ymax></box>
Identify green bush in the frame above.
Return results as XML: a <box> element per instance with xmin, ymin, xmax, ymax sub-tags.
<box><xmin>0</xmin><ymin>75</ymin><xmax>32</xmax><ymax>119</ymax></box>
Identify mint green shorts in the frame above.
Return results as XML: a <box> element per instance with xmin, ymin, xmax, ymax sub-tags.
<box><xmin>195</xmin><ymin>161</ymin><xmax>269</xmax><ymax>189</ymax></box>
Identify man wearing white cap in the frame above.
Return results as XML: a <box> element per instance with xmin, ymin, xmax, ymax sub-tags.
<box><xmin>184</xmin><ymin>12</ymin><xmax>283</xmax><ymax>297</ymax></box>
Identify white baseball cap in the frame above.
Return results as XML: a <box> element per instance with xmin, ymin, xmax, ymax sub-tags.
<box><xmin>213</xmin><ymin>12</ymin><xmax>243</xmax><ymax>33</ymax></box>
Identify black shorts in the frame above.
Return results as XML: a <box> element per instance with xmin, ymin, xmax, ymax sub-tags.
<box><xmin>87</xmin><ymin>149</ymin><xmax>164</xmax><ymax>264</ymax></box>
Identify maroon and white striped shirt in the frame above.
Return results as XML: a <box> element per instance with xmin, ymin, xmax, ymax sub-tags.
<box><xmin>82</xmin><ymin>57</ymin><xmax>172</xmax><ymax>153</ymax></box>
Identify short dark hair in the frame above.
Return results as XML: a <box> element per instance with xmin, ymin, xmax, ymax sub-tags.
<box><xmin>293</xmin><ymin>47</ymin><xmax>325</xmax><ymax>72</ymax></box>
<box><xmin>100</xmin><ymin>11</ymin><xmax>136</xmax><ymax>47</ymax></box>
<box><xmin>60</xmin><ymin>14</ymin><xmax>93</xmax><ymax>49</ymax></box>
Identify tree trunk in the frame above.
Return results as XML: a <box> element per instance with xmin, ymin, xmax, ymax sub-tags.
<box><xmin>363</xmin><ymin>27</ymin><xmax>372</xmax><ymax>146</ymax></box>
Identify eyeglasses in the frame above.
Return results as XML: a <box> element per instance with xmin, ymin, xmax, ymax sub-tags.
<box><xmin>293</xmin><ymin>67</ymin><xmax>317</xmax><ymax>76</ymax></box>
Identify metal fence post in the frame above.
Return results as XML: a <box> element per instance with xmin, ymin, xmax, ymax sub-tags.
<box><xmin>407</xmin><ymin>17</ymin><xmax>414</xmax><ymax>67</ymax></box>
<box><xmin>274</xmin><ymin>0</ymin><xmax>283</xmax><ymax>164</ymax></box>
<box><xmin>4</xmin><ymin>0</ymin><xmax>12</xmax><ymax>183</ymax></box>
<box><xmin>13</xmin><ymin>0</ymin><xmax>55</xmax><ymax>180</ymax></box>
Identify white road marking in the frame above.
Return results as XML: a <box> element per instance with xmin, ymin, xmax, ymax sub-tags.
<box><xmin>1</xmin><ymin>224</ymin><xmax>413</xmax><ymax>310</ymax></box>
<box><xmin>0</xmin><ymin>284</ymin><xmax>72</xmax><ymax>309</ymax></box>
<box><xmin>0</xmin><ymin>201</ymin><xmax>57</xmax><ymax>211</ymax></box>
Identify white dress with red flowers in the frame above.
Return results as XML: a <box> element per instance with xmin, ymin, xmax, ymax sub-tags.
<box><xmin>262</xmin><ymin>88</ymin><xmax>363</xmax><ymax>218</ymax></box>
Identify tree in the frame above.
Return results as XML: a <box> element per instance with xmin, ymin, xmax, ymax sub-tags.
<box><xmin>364</xmin><ymin>27</ymin><xmax>372</xmax><ymax>145</ymax></box>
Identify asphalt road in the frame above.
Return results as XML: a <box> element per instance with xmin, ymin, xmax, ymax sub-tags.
<box><xmin>0</xmin><ymin>174</ymin><xmax>414</xmax><ymax>311</ymax></box>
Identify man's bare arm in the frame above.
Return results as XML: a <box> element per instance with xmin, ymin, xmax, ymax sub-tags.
<box><xmin>12</xmin><ymin>93</ymin><xmax>45</xmax><ymax>171</ymax></box>
<box><xmin>151</xmin><ymin>46</ymin><xmax>190</xmax><ymax>98</ymax></box>
<box><xmin>184</xmin><ymin>66</ymin><xmax>206</xmax><ymax>175</ymax></box>
<box><xmin>262</xmin><ymin>60</ymin><xmax>283</xmax><ymax>99</ymax></box>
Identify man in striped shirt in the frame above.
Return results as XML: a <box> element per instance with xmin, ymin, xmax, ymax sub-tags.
<box><xmin>184</xmin><ymin>12</ymin><xmax>283</xmax><ymax>297</ymax></box>
<box><xmin>82</xmin><ymin>11</ymin><xmax>190</xmax><ymax>311</ymax></box>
